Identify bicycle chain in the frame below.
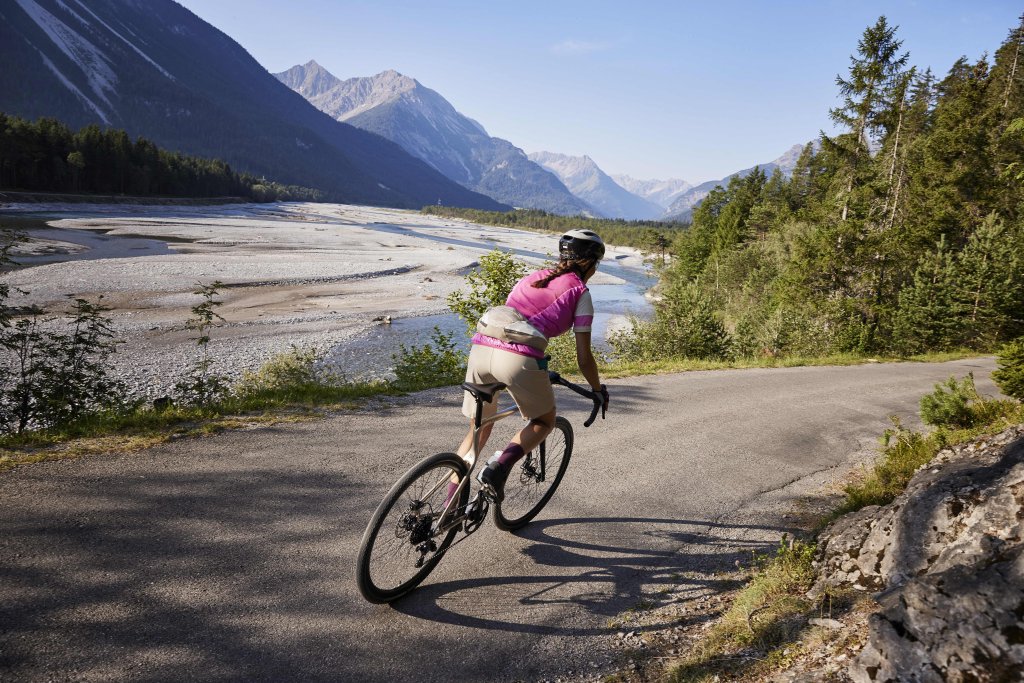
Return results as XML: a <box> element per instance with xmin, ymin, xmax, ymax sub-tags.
<box><xmin>425</xmin><ymin>496</ymin><xmax>496</xmax><ymax>561</ymax></box>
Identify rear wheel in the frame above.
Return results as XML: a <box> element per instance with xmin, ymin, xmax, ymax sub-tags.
<box><xmin>356</xmin><ymin>452</ymin><xmax>468</xmax><ymax>603</ymax></box>
<box><xmin>494</xmin><ymin>416</ymin><xmax>573</xmax><ymax>531</ymax></box>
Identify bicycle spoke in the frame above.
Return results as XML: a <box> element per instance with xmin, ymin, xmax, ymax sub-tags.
<box><xmin>494</xmin><ymin>417</ymin><xmax>573</xmax><ymax>531</ymax></box>
<box><xmin>358</xmin><ymin>455</ymin><xmax>468</xmax><ymax>601</ymax></box>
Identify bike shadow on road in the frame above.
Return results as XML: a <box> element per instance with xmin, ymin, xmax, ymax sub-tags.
<box><xmin>392</xmin><ymin>515</ymin><xmax>801</xmax><ymax>636</ymax></box>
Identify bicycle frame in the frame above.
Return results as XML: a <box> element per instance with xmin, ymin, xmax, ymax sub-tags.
<box><xmin>433</xmin><ymin>372</ymin><xmax>602</xmax><ymax>532</ymax></box>
<box><xmin>433</xmin><ymin>395</ymin><xmax>518</xmax><ymax>530</ymax></box>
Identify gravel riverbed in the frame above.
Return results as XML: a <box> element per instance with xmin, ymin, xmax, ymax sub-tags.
<box><xmin>1</xmin><ymin>201</ymin><xmax>653</xmax><ymax>402</ymax></box>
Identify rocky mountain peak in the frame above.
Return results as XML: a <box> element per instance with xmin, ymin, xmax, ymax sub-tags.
<box><xmin>274</xmin><ymin>62</ymin><xmax>590</xmax><ymax>214</ymax></box>
<box><xmin>275</xmin><ymin>59</ymin><xmax>341</xmax><ymax>97</ymax></box>
<box><xmin>274</xmin><ymin>63</ymin><xmax>423</xmax><ymax>121</ymax></box>
<box><xmin>529</xmin><ymin>151</ymin><xmax>665</xmax><ymax>220</ymax></box>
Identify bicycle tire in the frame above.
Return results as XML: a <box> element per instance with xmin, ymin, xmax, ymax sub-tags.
<box><xmin>494</xmin><ymin>416</ymin><xmax>573</xmax><ymax>531</ymax></box>
<box><xmin>356</xmin><ymin>452</ymin><xmax>469</xmax><ymax>603</ymax></box>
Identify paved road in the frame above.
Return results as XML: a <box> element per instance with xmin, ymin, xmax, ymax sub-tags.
<box><xmin>0</xmin><ymin>358</ymin><xmax>1000</xmax><ymax>682</ymax></box>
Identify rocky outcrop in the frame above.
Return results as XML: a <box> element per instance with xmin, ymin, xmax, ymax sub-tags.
<box><xmin>809</xmin><ymin>425</ymin><xmax>1024</xmax><ymax>682</ymax></box>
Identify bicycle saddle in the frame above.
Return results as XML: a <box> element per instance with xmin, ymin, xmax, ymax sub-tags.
<box><xmin>461</xmin><ymin>382</ymin><xmax>506</xmax><ymax>403</ymax></box>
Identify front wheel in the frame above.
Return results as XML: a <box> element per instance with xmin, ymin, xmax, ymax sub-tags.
<box><xmin>494</xmin><ymin>416</ymin><xmax>573</xmax><ymax>531</ymax></box>
<box><xmin>356</xmin><ymin>452</ymin><xmax>469</xmax><ymax>603</ymax></box>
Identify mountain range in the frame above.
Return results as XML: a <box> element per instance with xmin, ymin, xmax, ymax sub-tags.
<box><xmin>0</xmin><ymin>0</ymin><xmax>504</xmax><ymax>210</ymax></box>
<box><xmin>527</xmin><ymin>152</ymin><xmax>664</xmax><ymax>220</ymax></box>
<box><xmin>275</xmin><ymin>62</ymin><xmax>593</xmax><ymax>216</ymax></box>
<box><xmin>1</xmin><ymin>0</ymin><xmax>811</xmax><ymax>220</ymax></box>
<box><xmin>610</xmin><ymin>176</ymin><xmax>694</xmax><ymax>211</ymax></box>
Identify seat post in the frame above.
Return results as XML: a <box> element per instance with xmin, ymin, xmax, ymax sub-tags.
<box><xmin>471</xmin><ymin>397</ymin><xmax>484</xmax><ymax>463</ymax></box>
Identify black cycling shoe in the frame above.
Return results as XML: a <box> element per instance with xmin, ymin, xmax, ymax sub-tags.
<box><xmin>477</xmin><ymin>454</ymin><xmax>509</xmax><ymax>503</ymax></box>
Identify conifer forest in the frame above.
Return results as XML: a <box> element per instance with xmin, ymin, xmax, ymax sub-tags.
<box><xmin>615</xmin><ymin>16</ymin><xmax>1024</xmax><ymax>361</ymax></box>
<box><xmin>0</xmin><ymin>113</ymin><xmax>324</xmax><ymax>202</ymax></box>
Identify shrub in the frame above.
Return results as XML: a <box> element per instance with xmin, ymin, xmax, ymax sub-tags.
<box><xmin>174</xmin><ymin>281</ymin><xmax>230</xmax><ymax>406</ymax></box>
<box><xmin>609</xmin><ymin>282</ymin><xmax>732</xmax><ymax>362</ymax></box>
<box><xmin>920</xmin><ymin>373</ymin><xmax>980</xmax><ymax>429</ymax></box>
<box><xmin>391</xmin><ymin>327</ymin><xmax>466</xmax><ymax>391</ymax></box>
<box><xmin>446</xmin><ymin>249</ymin><xmax>528</xmax><ymax>334</ymax></box>
<box><xmin>993</xmin><ymin>337</ymin><xmax>1024</xmax><ymax>401</ymax></box>
<box><xmin>0</xmin><ymin>298</ymin><xmax>124</xmax><ymax>434</ymax></box>
<box><xmin>237</xmin><ymin>345</ymin><xmax>336</xmax><ymax>393</ymax></box>
<box><xmin>43</xmin><ymin>297</ymin><xmax>124</xmax><ymax>423</ymax></box>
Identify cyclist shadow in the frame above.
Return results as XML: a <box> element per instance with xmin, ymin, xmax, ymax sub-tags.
<box><xmin>392</xmin><ymin>515</ymin><xmax>795</xmax><ymax>636</ymax></box>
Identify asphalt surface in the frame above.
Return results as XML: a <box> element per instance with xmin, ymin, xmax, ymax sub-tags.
<box><xmin>0</xmin><ymin>358</ymin><xmax>1000</xmax><ymax>682</ymax></box>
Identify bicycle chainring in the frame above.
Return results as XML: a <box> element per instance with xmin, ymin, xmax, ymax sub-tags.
<box><xmin>463</xmin><ymin>495</ymin><xmax>489</xmax><ymax>534</ymax></box>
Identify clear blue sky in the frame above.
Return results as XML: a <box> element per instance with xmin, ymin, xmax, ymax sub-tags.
<box><xmin>176</xmin><ymin>1</ymin><xmax>1021</xmax><ymax>183</ymax></box>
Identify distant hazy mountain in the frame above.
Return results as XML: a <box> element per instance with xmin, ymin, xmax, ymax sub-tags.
<box><xmin>528</xmin><ymin>152</ymin><xmax>664</xmax><ymax>220</ymax></box>
<box><xmin>0</xmin><ymin>0</ymin><xmax>502</xmax><ymax>210</ymax></box>
<box><xmin>610</xmin><ymin>176</ymin><xmax>693</xmax><ymax>211</ymax></box>
<box><xmin>664</xmin><ymin>144</ymin><xmax>807</xmax><ymax>221</ymax></box>
<box><xmin>276</xmin><ymin>61</ymin><xmax>593</xmax><ymax>215</ymax></box>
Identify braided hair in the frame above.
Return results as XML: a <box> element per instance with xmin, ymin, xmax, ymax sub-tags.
<box><xmin>532</xmin><ymin>257</ymin><xmax>598</xmax><ymax>289</ymax></box>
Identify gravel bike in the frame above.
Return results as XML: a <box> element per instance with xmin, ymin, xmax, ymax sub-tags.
<box><xmin>356</xmin><ymin>371</ymin><xmax>604</xmax><ymax>603</ymax></box>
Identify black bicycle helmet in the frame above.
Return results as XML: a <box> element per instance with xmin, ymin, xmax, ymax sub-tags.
<box><xmin>559</xmin><ymin>229</ymin><xmax>605</xmax><ymax>261</ymax></box>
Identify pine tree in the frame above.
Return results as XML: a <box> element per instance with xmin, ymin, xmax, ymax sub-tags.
<box><xmin>889</xmin><ymin>236</ymin><xmax>960</xmax><ymax>354</ymax></box>
<box><xmin>953</xmin><ymin>214</ymin><xmax>1024</xmax><ymax>347</ymax></box>
<box><xmin>986</xmin><ymin>15</ymin><xmax>1024</xmax><ymax>218</ymax></box>
<box><xmin>907</xmin><ymin>58</ymin><xmax>995</xmax><ymax>249</ymax></box>
<box><xmin>827</xmin><ymin>16</ymin><xmax>910</xmax><ymax>223</ymax></box>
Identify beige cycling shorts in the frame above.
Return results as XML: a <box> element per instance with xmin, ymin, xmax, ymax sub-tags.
<box><xmin>461</xmin><ymin>344</ymin><xmax>554</xmax><ymax>419</ymax></box>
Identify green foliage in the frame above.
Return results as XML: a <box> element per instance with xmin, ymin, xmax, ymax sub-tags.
<box><xmin>610</xmin><ymin>282</ymin><xmax>732</xmax><ymax>362</ymax></box>
<box><xmin>993</xmin><ymin>337</ymin><xmax>1024</xmax><ymax>400</ymax></box>
<box><xmin>920</xmin><ymin>373</ymin><xmax>980</xmax><ymax>429</ymax></box>
<box><xmin>446</xmin><ymin>249</ymin><xmax>528</xmax><ymax>334</ymax></box>
<box><xmin>1000</xmin><ymin>119</ymin><xmax>1024</xmax><ymax>184</ymax></box>
<box><xmin>0</xmin><ymin>298</ymin><xmax>123</xmax><ymax>435</ymax></box>
<box><xmin>391</xmin><ymin>327</ymin><xmax>466</xmax><ymax>391</ymax></box>
<box><xmin>174</xmin><ymin>281</ymin><xmax>230</xmax><ymax>406</ymax></box>
<box><xmin>0</xmin><ymin>112</ymin><xmax>324</xmax><ymax>202</ymax></box>
<box><xmin>237</xmin><ymin>345</ymin><xmax>336</xmax><ymax>393</ymax></box>
<box><xmin>724</xmin><ymin>536</ymin><xmax>818</xmax><ymax>644</ymax></box>
<box><xmin>544</xmin><ymin>332</ymin><xmax>578</xmax><ymax>374</ymax></box>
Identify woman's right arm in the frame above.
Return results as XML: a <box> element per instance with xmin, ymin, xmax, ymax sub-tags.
<box><xmin>575</xmin><ymin>331</ymin><xmax>609</xmax><ymax>414</ymax></box>
<box><xmin>574</xmin><ymin>331</ymin><xmax>602</xmax><ymax>391</ymax></box>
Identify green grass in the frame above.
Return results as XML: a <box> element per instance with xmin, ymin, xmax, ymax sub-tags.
<box><xmin>666</xmin><ymin>539</ymin><xmax>824</xmax><ymax>682</ymax></box>
<box><xmin>658</xmin><ymin>392</ymin><xmax>1024</xmax><ymax>683</ymax></box>
<box><xmin>0</xmin><ymin>379</ymin><xmax>400</xmax><ymax>472</ymax></box>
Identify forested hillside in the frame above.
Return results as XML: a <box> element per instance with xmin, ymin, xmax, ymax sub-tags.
<box><xmin>616</xmin><ymin>16</ymin><xmax>1024</xmax><ymax>361</ymax></box>
<box><xmin>0</xmin><ymin>0</ymin><xmax>505</xmax><ymax>211</ymax></box>
<box><xmin>421</xmin><ymin>205</ymin><xmax>683</xmax><ymax>251</ymax></box>
<box><xmin>0</xmin><ymin>114</ymin><xmax>323</xmax><ymax>202</ymax></box>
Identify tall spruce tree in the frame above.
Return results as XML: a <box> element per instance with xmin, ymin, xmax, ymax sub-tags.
<box><xmin>908</xmin><ymin>57</ymin><xmax>995</xmax><ymax>248</ymax></box>
<box><xmin>986</xmin><ymin>15</ymin><xmax>1024</xmax><ymax>218</ymax></box>
<box><xmin>827</xmin><ymin>16</ymin><xmax>910</xmax><ymax>223</ymax></box>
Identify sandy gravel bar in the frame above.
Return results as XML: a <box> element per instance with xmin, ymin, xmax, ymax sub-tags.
<box><xmin>0</xmin><ymin>202</ymin><xmax>645</xmax><ymax>399</ymax></box>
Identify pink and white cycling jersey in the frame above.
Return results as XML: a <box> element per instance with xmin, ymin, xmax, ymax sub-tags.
<box><xmin>471</xmin><ymin>269</ymin><xmax>594</xmax><ymax>359</ymax></box>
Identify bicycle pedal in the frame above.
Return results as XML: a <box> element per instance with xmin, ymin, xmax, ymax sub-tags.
<box><xmin>480</xmin><ymin>482</ymin><xmax>504</xmax><ymax>504</ymax></box>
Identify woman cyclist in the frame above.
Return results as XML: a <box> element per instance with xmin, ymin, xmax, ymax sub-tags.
<box><xmin>451</xmin><ymin>229</ymin><xmax>610</xmax><ymax>503</ymax></box>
